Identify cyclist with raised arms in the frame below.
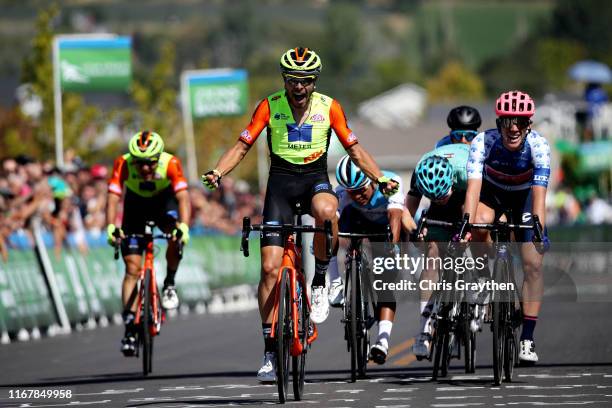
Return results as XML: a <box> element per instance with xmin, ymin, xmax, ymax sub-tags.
<box><xmin>407</xmin><ymin>143</ymin><xmax>472</xmax><ymax>359</ymax></box>
<box><xmin>462</xmin><ymin>90</ymin><xmax>551</xmax><ymax>364</ymax></box>
<box><xmin>201</xmin><ymin>47</ymin><xmax>398</xmax><ymax>382</ymax></box>
<box><xmin>328</xmin><ymin>155</ymin><xmax>404</xmax><ymax>364</ymax></box>
<box><xmin>106</xmin><ymin>131</ymin><xmax>191</xmax><ymax>356</ymax></box>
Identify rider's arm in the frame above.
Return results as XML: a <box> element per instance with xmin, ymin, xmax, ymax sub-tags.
<box><xmin>530</xmin><ymin>133</ymin><xmax>551</xmax><ymax>228</ymax></box>
<box><xmin>211</xmin><ymin>99</ymin><xmax>270</xmax><ymax>176</ymax></box>
<box><xmin>406</xmin><ymin>172</ymin><xmax>422</xmax><ymax>217</ymax></box>
<box><xmin>532</xmin><ymin>186</ymin><xmax>546</xmax><ymax>228</ymax></box>
<box><xmin>176</xmin><ymin>189</ymin><xmax>191</xmax><ymax>225</ymax></box>
<box><xmin>106</xmin><ymin>192</ymin><xmax>121</xmax><ymax>227</ymax></box>
<box><xmin>346</xmin><ymin>144</ymin><xmax>384</xmax><ymax>181</ymax></box>
<box><xmin>464</xmin><ymin>132</ymin><xmax>486</xmax><ymax>223</ymax></box>
<box><xmin>388</xmin><ymin>208</ymin><xmax>403</xmax><ymax>243</ymax></box>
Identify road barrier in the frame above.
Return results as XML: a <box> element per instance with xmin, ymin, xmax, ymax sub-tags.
<box><xmin>0</xmin><ymin>220</ymin><xmax>261</xmax><ymax>344</ymax></box>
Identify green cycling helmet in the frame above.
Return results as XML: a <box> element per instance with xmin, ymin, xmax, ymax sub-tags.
<box><xmin>128</xmin><ymin>131</ymin><xmax>164</xmax><ymax>159</ymax></box>
<box><xmin>415</xmin><ymin>155</ymin><xmax>454</xmax><ymax>201</ymax></box>
<box><xmin>279</xmin><ymin>47</ymin><xmax>322</xmax><ymax>77</ymax></box>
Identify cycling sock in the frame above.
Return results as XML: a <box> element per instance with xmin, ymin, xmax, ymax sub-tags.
<box><xmin>327</xmin><ymin>256</ymin><xmax>340</xmax><ymax>282</ymax></box>
<box><xmin>123</xmin><ymin>311</ymin><xmax>136</xmax><ymax>336</ymax></box>
<box><xmin>262</xmin><ymin>323</ymin><xmax>275</xmax><ymax>353</ymax></box>
<box><xmin>164</xmin><ymin>268</ymin><xmax>177</xmax><ymax>287</ymax></box>
<box><xmin>377</xmin><ymin>320</ymin><xmax>393</xmax><ymax>349</ymax></box>
<box><xmin>312</xmin><ymin>258</ymin><xmax>329</xmax><ymax>287</ymax></box>
<box><xmin>420</xmin><ymin>302</ymin><xmax>433</xmax><ymax>334</ymax></box>
<box><xmin>520</xmin><ymin>315</ymin><xmax>537</xmax><ymax>341</ymax></box>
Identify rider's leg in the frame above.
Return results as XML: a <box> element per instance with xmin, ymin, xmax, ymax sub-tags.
<box><xmin>310</xmin><ymin>192</ymin><xmax>339</xmax><ymax>286</ymax></box>
<box><xmin>121</xmin><ymin>253</ymin><xmax>141</xmax><ymax>355</ymax></box>
<box><xmin>471</xmin><ymin>201</ymin><xmax>496</xmax><ymax>280</ymax></box>
<box><xmin>519</xmin><ymin>242</ymin><xmax>544</xmax><ymax>340</ymax></box>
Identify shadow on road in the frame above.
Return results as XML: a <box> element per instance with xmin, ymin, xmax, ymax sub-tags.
<box><xmin>2</xmin><ymin>361</ymin><xmax>610</xmax><ymax>388</ymax></box>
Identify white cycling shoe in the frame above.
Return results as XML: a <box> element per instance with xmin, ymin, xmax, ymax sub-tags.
<box><xmin>310</xmin><ymin>285</ymin><xmax>329</xmax><ymax>323</ymax></box>
<box><xmin>518</xmin><ymin>339</ymin><xmax>539</xmax><ymax>364</ymax></box>
<box><xmin>413</xmin><ymin>333</ymin><xmax>432</xmax><ymax>360</ymax></box>
<box><xmin>328</xmin><ymin>278</ymin><xmax>345</xmax><ymax>307</ymax></box>
<box><xmin>257</xmin><ymin>352</ymin><xmax>277</xmax><ymax>383</ymax></box>
<box><xmin>161</xmin><ymin>285</ymin><xmax>179</xmax><ymax>310</ymax></box>
<box><xmin>369</xmin><ymin>341</ymin><xmax>389</xmax><ymax>365</ymax></box>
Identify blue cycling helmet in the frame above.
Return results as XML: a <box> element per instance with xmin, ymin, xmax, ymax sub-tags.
<box><xmin>336</xmin><ymin>155</ymin><xmax>371</xmax><ymax>190</ymax></box>
<box><xmin>415</xmin><ymin>155</ymin><xmax>454</xmax><ymax>200</ymax></box>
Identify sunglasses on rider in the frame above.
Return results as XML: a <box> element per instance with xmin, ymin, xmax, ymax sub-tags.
<box><xmin>134</xmin><ymin>158</ymin><xmax>159</xmax><ymax>167</ymax></box>
<box><xmin>450</xmin><ymin>129</ymin><xmax>478</xmax><ymax>143</ymax></box>
<box><xmin>497</xmin><ymin>116</ymin><xmax>531</xmax><ymax>130</ymax></box>
<box><xmin>284</xmin><ymin>76</ymin><xmax>316</xmax><ymax>87</ymax></box>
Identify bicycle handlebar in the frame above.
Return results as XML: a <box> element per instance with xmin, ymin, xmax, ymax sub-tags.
<box><xmin>113</xmin><ymin>223</ymin><xmax>184</xmax><ymax>260</ymax></box>
<box><xmin>417</xmin><ymin>213</ymin><xmax>543</xmax><ymax>242</ymax></box>
<box><xmin>240</xmin><ymin>217</ymin><xmax>334</xmax><ymax>258</ymax></box>
<box><xmin>338</xmin><ymin>225</ymin><xmax>392</xmax><ymax>242</ymax></box>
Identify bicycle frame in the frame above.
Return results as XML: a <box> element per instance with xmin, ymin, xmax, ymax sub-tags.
<box><xmin>269</xmin><ymin>233</ymin><xmax>318</xmax><ymax>356</ymax></box>
<box><xmin>134</xmin><ymin>236</ymin><xmax>161</xmax><ymax>336</ymax></box>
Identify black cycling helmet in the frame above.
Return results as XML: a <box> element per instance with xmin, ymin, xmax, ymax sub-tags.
<box><xmin>447</xmin><ymin>105</ymin><xmax>481</xmax><ymax>130</ymax></box>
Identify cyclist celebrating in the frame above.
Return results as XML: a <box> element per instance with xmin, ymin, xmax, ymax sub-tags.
<box><xmin>201</xmin><ymin>47</ymin><xmax>397</xmax><ymax>382</ymax></box>
<box><xmin>329</xmin><ymin>155</ymin><xmax>404</xmax><ymax>364</ymax></box>
<box><xmin>407</xmin><ymin>143</ymin><xmax>471</xmax><ymax>359</ymax></box>
<box><xmin>106</xmin><ymin>131</ymin><xmax>191</xmax><ymax>356</ymax></box>
<box><xmin>462</xmin><ymin>90</ymin><xmax>551</xmax><ymax>364</ymax></box>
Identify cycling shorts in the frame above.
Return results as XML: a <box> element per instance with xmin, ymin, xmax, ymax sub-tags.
<box><xmin>261</xmin><ymin>171</ymin><xmax>335</xmax><ymax>247</ymax></box>
<box><xmin>425</xmin><ymin>190</ymin><xmax>466</xmax><ymax>242</ymax></box>
<box><xmin>480</xmin><ymin>181</ymin><xmax>549</xmax><ymax>243</ymax></box>
<box><xmin>120</xmin><ymin>187</ymin><xmax>179</xmax><ymax>256</ymax></box>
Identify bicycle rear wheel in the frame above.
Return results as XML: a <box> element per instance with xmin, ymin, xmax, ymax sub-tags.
<box><xmin>432</xmin><ymin>316</ymin><xmax>449</xmax><ymax>380</ymax></box>
<box><xmin>141</xmin><ymin>269</ymin><xmax>153</xmax><ymax>376</ymax></box>
<box><xmin>276</xmin><ymin>268</ymin><xmax>291</xmax><ymax>403</ymax></box>
<box><xmin>292</xmin><ymin>278</ymin><xmax>307</xmax><ymax>400</ymax></box>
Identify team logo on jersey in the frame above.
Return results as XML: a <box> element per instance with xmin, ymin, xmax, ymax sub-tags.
<box><xmin>240</xmin><ymin>130</ymin><xmax>252</xmax><ymax>142</ymax></box>
<box><xmin>271</xmin><ymin>95</ymin><xmax>281</xmax><ymax>101</ymax></box>
<box><xmin>274</xmin><ymin>113</ymin><xmax>290</xmax><ymax>120</ymax></box>
<box><xmin>287</xmin><ymin>123</ymin><xmax>313</xmax><ymax>143</ymax></box>
<box><xmin>310</xmin><ymin>113</ymin><xmax>325</xmax><ymax>122</ymax></box>
<box><xmin>443</xmin><ymin>153</ymin><xmax>455</xmax><ymax>159</ymax></box>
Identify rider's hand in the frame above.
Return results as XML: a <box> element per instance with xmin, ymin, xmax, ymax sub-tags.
<box><xmin>201</xmin><ymin>169</ymin><xmax>222</xmax><ymax>191</ymax></box>
<box><xmin>533</xmin><ymin>235</ymin><xmax>550</xmax><ymax>254</ymax></box>
<box><xmin>377</xmin><ymin>176</ymin><xmax>399</xmax><ymax>198</ymax></box>
<box><xmin>106</xmin><ymin>224</ymin><xmax>124</xmax><ymax>246</ymax></box>
<box><xmin>173</xmin><ymin>222</ymin><xmax>190</xmax><ymax>245</ymax></box>
<box><xmin>417</xmin><ymin>227</ymin><xmax>428</xmax><ymax>241</ymax></box>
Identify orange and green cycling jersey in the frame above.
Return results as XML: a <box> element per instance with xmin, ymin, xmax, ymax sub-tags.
<box><xmin>239</xmin><ymin>90</ymin><xmax>358</xmax><ymax>174</ymax></box>
<box><xmin>108</xmin><ymin>152</ymin><xmax>188</xmax><ymax>198</ymax></box>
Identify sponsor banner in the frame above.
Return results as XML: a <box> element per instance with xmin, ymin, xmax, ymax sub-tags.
<box><xmin>186</xmin><ymin>69</ymin><xmax>248</xmax><ymax>118</ymax></box>
<box><xmin>57</xmin><ymin>36</ymin><xmax>132</xmax><ymax>92</ymax></box>
<box><xmin>0</xmin><ymin>249</ymin><xmax>56</xmax><ymax>334</ymax></box>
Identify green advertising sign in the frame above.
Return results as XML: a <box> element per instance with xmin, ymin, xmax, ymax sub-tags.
<box><xmin>56</xmin><ymin>36</ymin><xmax>132</xmax><ymax>92</ymax></box>
<box><xmin>186</xmin><ymin>69</ymin><xmax>248</xmax><ymax>118</ymax></box>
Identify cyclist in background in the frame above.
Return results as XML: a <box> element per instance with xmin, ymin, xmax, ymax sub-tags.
<box><xmin>405</xmin><ymin>105</ymin><xmax>481</xmax><ymax>219</ymax></box>
<box><xmin>106</xmin><ymin>131</ymin><xmax>191</xmax><ymax>356</ymax></box>
<box><xmin>462</xmin><ymin>90</ymin><xmax>551</xmax><ymax>364</ymax></box>
<box><xmin>329</xmin><ymin>155</ymin><xmax>404</xmax><ymax>364</ymax></box>
<box><xmin>201</xmin><ymin>47</ymin><xmax>398</xmax><ymax>382</ymax></box>
<box><xmin>405</xmin><ymin>143</ymin><xmax>473</xmax><ymax>359</ymax></box>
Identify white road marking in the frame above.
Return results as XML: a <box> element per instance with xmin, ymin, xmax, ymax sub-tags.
<box><xmin>10</xmin><ymin>401</ymin><xmax>112</xmax><ymax>408</ymax></box>
<box><xmin>431</xmin><ymin>403</ymin><xmax>484</xmax><ymax>407</ymax></box>
<box><xmin>380</xmin><ymin>397</ymin><xmax>412</xmax><ymax>401</ymax></box>
<box><xmin>506</xmin><ymin>402</ymin><xmax>609</xmax><ymax>406</ymax></box>
<box><xmin>518</xmin><ymin>374</ymin><xmax>582</xmax><ymax>379</ymax></box>
<box><xmin>336</xmin><ymin>389</ymin><xmax>364</xmax><ymax>394</ymax></box>
<box><xmin>384</xmin><ymin>388</ymin><xmax>418</xmax><ymax>393</ymax></box>
<box><xmin>436</xmin><ymin>387</ymin><xmax>486</xmax><ymax>391</ymax></box>
<box><xmin>375</xmin><ymin>405</ymin><xmax>411</xmax><ymax>408</ymax></box>
<box><xmin>73</xmin><ymin>388</ymin><xmax>143</xmax><ymax>396</ymax></box>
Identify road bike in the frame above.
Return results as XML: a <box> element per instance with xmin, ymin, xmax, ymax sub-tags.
<box><xmin>338</xmin><ymin>229</ymin><xmax>390</xmax><ymax>382</ymax></box>
<box><xmin>114</xmin><ymin>221</ymin><xmax>182</xmax><ymax>376</ymax></box>
<box><xmin>241</xmin><ymin>207</ymin><xmax>332</xmax><ymax>403</ymax></box>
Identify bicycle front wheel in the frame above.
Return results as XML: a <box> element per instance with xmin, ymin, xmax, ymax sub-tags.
<box><xmin>462</xmin><ymin>302</ymin><xmax>475</xmax><ymax>374</ymax></box>
<box><xmin>292</xmin><ymin>278</ymin><xmax>308</xmax><ymax>400</ymax></box>
<box><xmin>347</xmin><ymin>257</ymin><xmax>359</xmax><ymax>383</ymax></box>
<box><xmin>276</xmin><ymin>268</ymin><xmax>291</xmax><ymax>403</ymax></box>
<box><xmin>141</xmin><ymin>269</ymin><xmax>153</xmax><ymax>376</ymax></box>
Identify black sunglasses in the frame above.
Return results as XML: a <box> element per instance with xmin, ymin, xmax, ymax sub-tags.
<box><xmin>497</xmin><ymin>116</ymin><xmax>531</xmax><ymax>129</ymax></box>
<box><xmin>450</xmin><ymin>129</ymin><xmax>478</xmax><ymax>142</ymax></box>
<box><xmin>285</xmin><ymin>77</ymin><xmax>315</xmax><ymax>87</ymax></box>
<box><xmin>134</xmin><ymin>159</ymin><xmax>158</xmax><ymax>166</ymax></box>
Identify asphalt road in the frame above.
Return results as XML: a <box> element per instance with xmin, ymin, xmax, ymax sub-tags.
<box><xmin>1</xmin><ymin>299</ymin><xmax>611</xmax><ymax>407</ymax></box>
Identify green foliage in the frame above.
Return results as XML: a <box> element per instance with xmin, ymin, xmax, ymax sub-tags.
<box><xmin>535</xmin><ymin>39</ymin><xmax>586</xmax><ymax>89</ymax></box>
<box><xmin>426</xmin><ymin>61</ymin><xmax>484</xmax><ymax>102</ymax></box>
<box><xmin>130</xmin><ymin>40</ymin><xmax>181</xmax><ymax>151</ymax></box>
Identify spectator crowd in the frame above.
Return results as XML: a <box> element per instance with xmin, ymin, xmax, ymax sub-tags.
<box><xmin>0</xmin><ymin>154</ymin><xmax>262</xmax><ymax>261</ymax></box>
<box><xmin>2</xmin><ymin>152</ymin><xmax>612</xmax><ymax>262</ymax></box>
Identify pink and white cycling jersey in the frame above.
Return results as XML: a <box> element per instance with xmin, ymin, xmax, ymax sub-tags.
<box><xmin>467</xmin><ymin>128</ymin><xmax>551</xmax><ymax>191</ymax></box>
